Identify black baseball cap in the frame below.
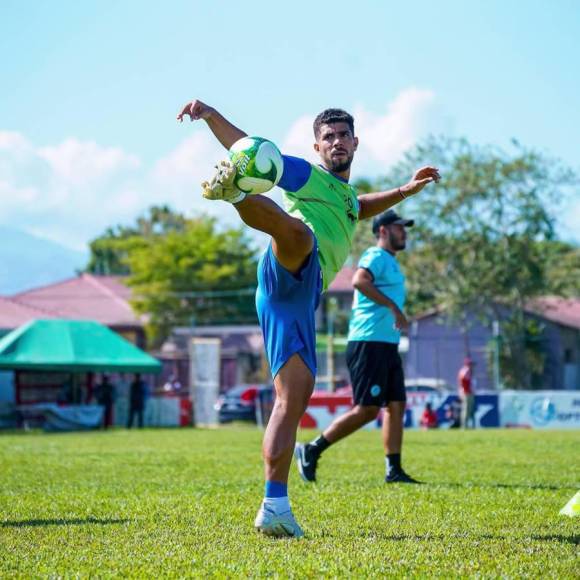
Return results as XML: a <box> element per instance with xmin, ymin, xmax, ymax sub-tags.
<box><xmin>372</xmin><ymin>210</ymin><xmax>414</xmax><ymax>235</ymax></box>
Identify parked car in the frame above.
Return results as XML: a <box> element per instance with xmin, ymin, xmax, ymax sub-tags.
<box><xmin>404</xmin><ymin>378</ymin><xmax>449</xmax><ymax>394</ymax></box>
<box><xmin>314</xmin><ymin>376</ymin><xmax>350</xmax><ymax>391</ymax></box>
<box><xmin>215</xmin><ymin>384</ymin><xmax>271</xmax><ymax>424</ymax></box>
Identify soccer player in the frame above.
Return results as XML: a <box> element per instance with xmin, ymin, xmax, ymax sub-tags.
<box><xmin>177</xmin><ymin>100</ymin><xmax>439</xmax><ymax>537</ymax></box>
<box><xmin>295</xmin><ymin>210</ymin><xmax>420</xmax><ymax>484</ymax></box>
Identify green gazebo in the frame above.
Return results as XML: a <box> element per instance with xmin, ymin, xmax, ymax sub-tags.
<box><xmin>0</xmin><ymin>320</ymin><xmax>161</xmax><ymax>413</ymax></box>
<box><xmin>0</xmin><ymin>319</ymin><xmax>161</xmax><ymax>373</ymax></box>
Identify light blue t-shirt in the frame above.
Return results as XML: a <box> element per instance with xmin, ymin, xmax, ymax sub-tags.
<box><xmin>347</xmin><ymin>246</ymin><xmax>406</xmax><ymax>344</ymax></box>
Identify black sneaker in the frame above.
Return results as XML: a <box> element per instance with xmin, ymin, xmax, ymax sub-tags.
<box><xmin>385</xmin><ymin>469</ymin><xmax>422</xmax><ymax>484</ymax></box>
<box><xmin>294</xmin><ymin>443</ymin><xmax>319</xmax><ymax>482</ymax></box>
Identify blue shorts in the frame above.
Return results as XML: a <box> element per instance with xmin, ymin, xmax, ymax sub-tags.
<box><xmin>256</xmin><ymin>242</ymin><xmax>322</xmax><ymax>379</ymax></box>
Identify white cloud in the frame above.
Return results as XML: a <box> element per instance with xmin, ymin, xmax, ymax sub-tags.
<box><xmin>280</xmin><ymin>88</ymin><xmax>437</xmax><ymax>176</ymax></box>
<box><xmin>280</xmin><ymin>115</ymin><xmax>318</xmax><ymax>162</ymax></box>
<box><xmin>0</xmin><ymin>130</ymin><xmax>245</xmax><ymax>249</ymax></box>
<box><xmin>0</xmin><ymin>88</ymin><xmax>440</xmax><ymax>251</ymax></box>
<box><xmin>0</xmin><ymin>180</ymin><xmax>40</xmax><ymax>204</ymax></box>
<box><xmin>151</xmin><ymin>132</ymin><xmax>224</xmax><ymax>210</ymax></box>
<box><xmin>354</xmin><ymin>88</ymin><xmax>436</xmax><ymax>169</ymax></box>
<box><xmin>2</xmin><ymin>88</ymin><xmax>577</xmax><ymax>260</ymax></box>
<box><xmin>0</xmin><ymin>131</ymin><xmax>31</xmax><ymax>153</ymax></box>
<box><xmin>38</xmin><ymin>139</ymin><xmax>140</xmax><ymax>187</ymax></box>
<box><xmin>0</xmin><ymin>134</ymin><xmax>145</xmax><ymax>249</ymax></box>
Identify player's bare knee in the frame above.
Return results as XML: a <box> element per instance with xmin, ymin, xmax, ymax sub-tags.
<box><xmin>273</xmin><ymin>396</ymin><xmax>304</xmax><ymax>421</ymax></box>
<box><xmin>263</xmin><ymin>445</ymin><xmax>285</xmax><ymax>466</ymax></box>
<box><xmin>387</xmin><ymin>401</ymin><xmax>406</xmax><ymax>420</ymax></box>
<box><xmin>354</xmin><ymin>405</ymin><xmax>380</xmax><ymax>423</ymax></box>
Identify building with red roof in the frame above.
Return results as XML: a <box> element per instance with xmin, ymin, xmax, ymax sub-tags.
<box><xmin>0</xmin><ymin>297</ymin><xmax>57</xmax><ymax>334</ymax></box>
<box><xmin>1</xmin><ymin>274</ymin><xmax>145</xmax><ymax>347</ymax></box>
<box><xmin>320</xmin><ymin>267</ymin><xmax>580</xmax><ymax>391</ymax></box>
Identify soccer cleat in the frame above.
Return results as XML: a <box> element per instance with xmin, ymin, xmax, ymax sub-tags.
<box><xmin>294</xmin><ymin>443</ymin><xmax>319</xmax><ymax>483</ymax></box>
<box><xmin>201</xmin><ymin>160</ymin><xmax>246</xmax><ymax>204</ymax></box>
<box><xmin>385</xmin><ymin>469</ymin><xmax>422</xmax><ymax>484</ymax></box>
<box><xmin>254</xmin><ymin>505</ymin><xmax>305</xmax><ymax>538</ymax></box>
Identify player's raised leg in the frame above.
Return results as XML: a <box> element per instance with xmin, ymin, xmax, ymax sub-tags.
<box><xmin>200</xmin><ymin>157</ymin><xmax>315</xmax><ymax>274</ymax></box>
<box><xmin>179</xmin><ymin>99</ymin><xmax>315</xmax><ymax>274</ymax></box>
<box><xmin>235</xmin><ymin>196</ymin><xmax>315</xmax><ymax>275</ymax></box>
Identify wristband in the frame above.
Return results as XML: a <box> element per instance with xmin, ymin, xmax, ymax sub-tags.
<box><xmin>398</xmin><ymin>187</ymin><xmax>406</xmax><ymax>200</ymax></box>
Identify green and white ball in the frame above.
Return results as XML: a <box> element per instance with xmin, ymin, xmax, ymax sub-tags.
<box><xmin>228</xmin><ymin>136</ymin><xmax>283</xmax><ymax>194</ymax></box>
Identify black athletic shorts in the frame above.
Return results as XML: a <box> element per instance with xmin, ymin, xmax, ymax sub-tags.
<box><xmin>346</xmin><ymin>341</ymin><xmax>406</xmax><ymax>407</ymax></box>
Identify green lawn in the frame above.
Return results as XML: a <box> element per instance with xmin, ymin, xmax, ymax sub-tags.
<box><xmin>0</xmin><ymin>428</ymin><xmax>578</xmax><ymax>577</ymax></box>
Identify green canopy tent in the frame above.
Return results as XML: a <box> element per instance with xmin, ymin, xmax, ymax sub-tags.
<box><xmin>0</xmin><ymin>319</ymin><xmax>161</xmax><ymax>373</ymax></box>
<box><xmin>0</xmin><ymin>320</ymin><xmax>162</xmax><ymax>428</ymax></box>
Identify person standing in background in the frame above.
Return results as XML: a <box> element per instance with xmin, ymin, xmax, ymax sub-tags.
<box><xmin>96</xmin><ymin>374</ymin><xmax>115</xmax><ymax>429</ymax></box>
<box><xmin>295</xmin><ymin>210</ymin><xmax>420</xmax><ymax>484</ymax></box>
<box><xmin>127</xmin><ymin>373</ymin><xmax>147</xmax><ymax>429</ymax></box>
<box><xmin>458</xmin><ymin>358</ymin><xmax>476</xmax><ymax>428</ymax></box>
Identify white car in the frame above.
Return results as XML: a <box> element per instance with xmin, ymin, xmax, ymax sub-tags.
<box><xmin>404</xmin><ymin>378</ymin><xmax>450</xmax><ymax>394</ymax></box>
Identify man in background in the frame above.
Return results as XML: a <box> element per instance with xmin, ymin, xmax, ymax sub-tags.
<box><xmin>127</xmin><ymin>373</ymin><xmax>147</xmax><ymax>429</ymax></box>
<box><xmin>95</xmin><ymin>374</ymin><xmax>115</xmax><ymax>429</ymax></box>
<box><xmin>458</xmin><ymin>358</ymin><xmax>476</xmax><ymax>428</ymax></box>
<box><xmin>295</xmin><ymin>209</ymin><xmax>420</xmax><ymax>484</ymax></box>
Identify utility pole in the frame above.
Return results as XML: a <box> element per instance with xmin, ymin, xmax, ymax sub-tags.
<box><xmin>493</xmin><ymin>320</ymin><xmax>502</xmax><ymax>390</ymax></box>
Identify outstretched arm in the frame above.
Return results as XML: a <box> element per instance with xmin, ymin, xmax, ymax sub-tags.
<box><xmin>177</xmin><ymin>99</ymin><xmax>247</xmax><ymax>149</ymax></box>
<box><xmin>357</xmin><ymin>166</ymin><xmax>440</xmax><ymax>220</ymax></box>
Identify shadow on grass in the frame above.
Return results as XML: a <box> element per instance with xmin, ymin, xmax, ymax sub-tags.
<box><xmin>1</xmin><ymin>517</ymin><xmax>129</xmax><ymax>528</ymax></box>
<box><xmin>428</xmin><ymin>481</ymin><xmax>574</xmax><ymax>491</ymax></box>
<box><xmin>530</xmin><ymin>534</ymin><xmax>579</xmax><ymax>546</ymax></box>
<box><xmin>359</xmin><ymin>532</ymin><xmax>579</xmax><ymax>545</ymax></box>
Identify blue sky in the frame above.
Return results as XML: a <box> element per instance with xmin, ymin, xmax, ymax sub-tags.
<box><xmin>1</xmin><ymin>0</ymin><xmax>579</xmax><ymax>250</ymax></box>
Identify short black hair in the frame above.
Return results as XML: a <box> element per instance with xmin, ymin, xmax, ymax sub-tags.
<box><xmin>313</xmin><ymin>108</ymin><xmax>355</xmax><ymax>138</ymax></box>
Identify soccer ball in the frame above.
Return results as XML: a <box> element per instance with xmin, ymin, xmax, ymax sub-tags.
<box><xmin>228</xmin><ymin>136</ymin><xmax>283</xmax><ymax>194</ymax></box>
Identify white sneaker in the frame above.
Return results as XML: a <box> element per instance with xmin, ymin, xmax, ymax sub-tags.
<box><xmin>201</xmin><ymin>160</ymin><xmax>246</xmax><ymax>204</ymax></box>
<box><xmin>254</xmin><ymin>505</ymin><xmax>305</xmax><ymax>538</ymax></box>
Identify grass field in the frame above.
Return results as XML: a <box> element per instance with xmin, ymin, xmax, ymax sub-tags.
<box><xmin>0</xmin><ymin>428</ymin><xmax>578</xmax><ymax>577</ymax></box>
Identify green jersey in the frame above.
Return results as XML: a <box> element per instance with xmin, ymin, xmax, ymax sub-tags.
<box><xmin>279</xmin><ymin>156</ymin><xmax>359</xmax><ymax>290</ymax></box>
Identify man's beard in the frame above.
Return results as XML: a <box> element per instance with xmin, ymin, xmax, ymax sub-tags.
<box><xmin>388</xmin><ymin>231</ymin><xmax>406</xmax><ymax>251</ymax></box>
<box><xmin>329</xmin><ymin>154</ymin><xmax>353</xmax><ymax>173</ymax></box>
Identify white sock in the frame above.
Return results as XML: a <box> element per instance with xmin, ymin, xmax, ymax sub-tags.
<box><xmin>263</xmin><ymin>496</ymin><xmax>291</xmax><ymax>514</ymax></box>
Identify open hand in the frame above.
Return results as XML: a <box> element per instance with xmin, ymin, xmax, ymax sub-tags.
<box><xmin>177</xmin><ymin>99</ymin><xmax>214</xmax><ymax>122</ymax></box>
<box><xmin>400</xmin><ymin>166</ymin><xmax>441</xmax><ymax>197</ymax></box>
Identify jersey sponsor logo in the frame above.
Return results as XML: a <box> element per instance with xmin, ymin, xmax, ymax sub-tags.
<box><xmin>342</xmin><ymin>189</ymin><xmax>358</xmax><ymax>224</ymax></box>
<box><xmin>328</xmin><ymin>182</ymin><xmax>358</xmax><ymax>224</ymax></box>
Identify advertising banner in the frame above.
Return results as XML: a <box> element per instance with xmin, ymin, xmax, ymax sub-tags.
<box><xmin>500</xmin><ymin>390</ymin><xmax>580</xmax><ymax>429</ymax></box>
<box><xmin>299</xmin><ymin>390</ymin><xmax>501</xmax><ymax>431</ymax></box>
<box><xmin>404</xmin><ymin>391</ymin><xmax>500</xmax><ymax>429</ymax></box>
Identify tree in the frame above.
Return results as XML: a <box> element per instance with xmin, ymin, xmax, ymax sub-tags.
<box><xmin>85</xmin><ymin>207</ymin><xmax>259</xmax><ymax>345</ymax></box>
<box><xmin>126</xmin><ymin>216</ymin><xmax>258</xmax><ymax>345</ymax></box>
<box><xmin>540</xmin><ymin>240</ymin><xmax>580</xmax><ymax>296</ymax></box>
<box><xmin>353</xmin><ymin>136</ymin><xmax>579</xmax><ymax>388</ymax></box>
<box><xmin>86</xmin><ymin>205</ymin><xmax>188</xmax><ymax>275</ymax></box>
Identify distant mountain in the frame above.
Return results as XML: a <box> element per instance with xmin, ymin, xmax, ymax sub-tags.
<box><xmin>0</xmin><ymin>226</ymin><xmax>88</xmax><ymax>295</ymax></box>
